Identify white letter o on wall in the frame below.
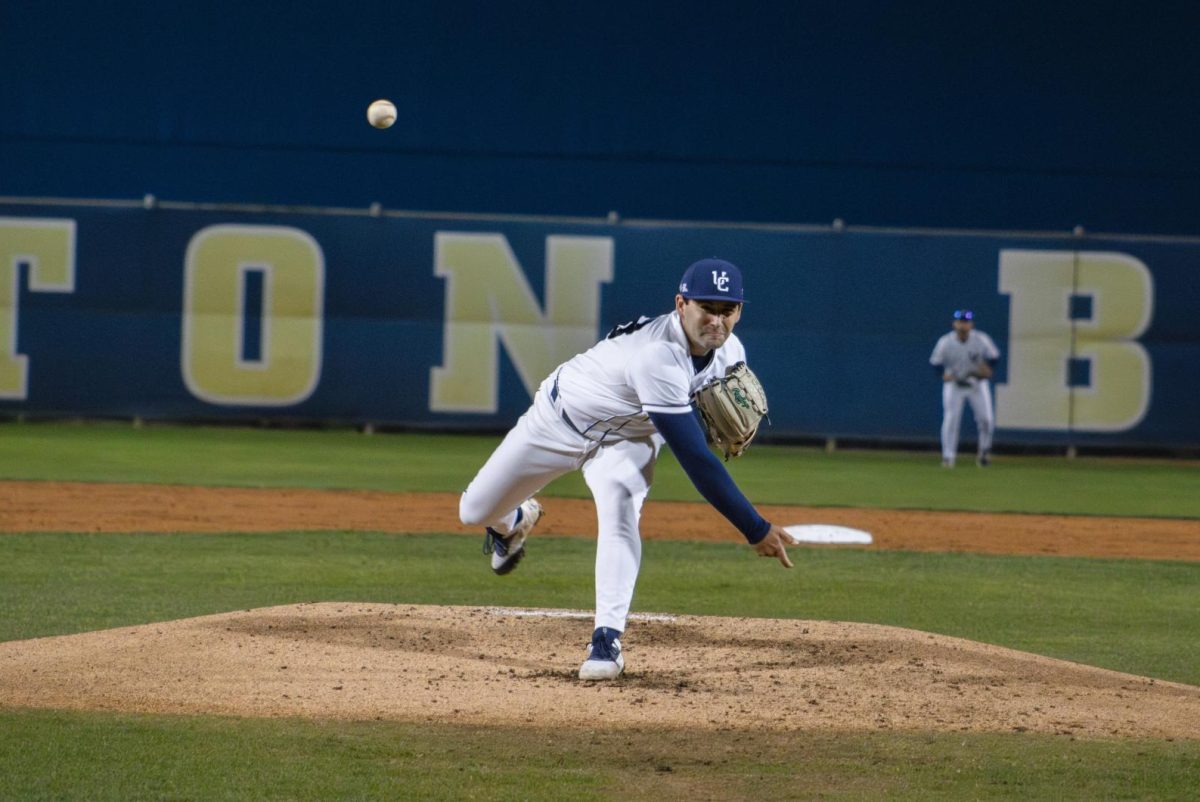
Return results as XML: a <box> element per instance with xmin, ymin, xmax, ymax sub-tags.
<box><xmin>181</xmin><ymin>225</ymin><xmax>324</xmax><ymax>406</ymax></box>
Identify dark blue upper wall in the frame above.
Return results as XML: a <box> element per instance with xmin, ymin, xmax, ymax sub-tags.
<box><xmin>3</xmin><ymin>2</ymin><xmax>1199</xmax><ymax>234</ymax></box>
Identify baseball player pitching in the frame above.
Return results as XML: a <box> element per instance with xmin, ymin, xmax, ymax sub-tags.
<box><xmin>458</xmin><ymin>258</ymin><xmax>795</xmax><ymax>680</ymax></box>
<box><xmin>929</xmin><ymin>309</ymin><xmax>1001</xmax><ymax>467</ymax></box>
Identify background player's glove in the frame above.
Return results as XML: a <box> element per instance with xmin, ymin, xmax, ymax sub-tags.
<box><xmin>691</xmin><ymin>361</ymin><xmax>769</xmax><ymax>461</ymax></box>
<box><xmin>971</xmin><ymin>362</ymin><xmax>993</xmax><ymax>380</ymax></box>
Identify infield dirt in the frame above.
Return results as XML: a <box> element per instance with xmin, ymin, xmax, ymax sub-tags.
<box><xmin>2</xmin><ymin>481</ymin><xmax>1197</xmax><ymax>561</ymax></box>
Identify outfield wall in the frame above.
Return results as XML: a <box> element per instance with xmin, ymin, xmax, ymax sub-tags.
<box><xmin>2</xmin><ymin>200</ymin><xmax>1197</xmax><ymax>447</ymax></box>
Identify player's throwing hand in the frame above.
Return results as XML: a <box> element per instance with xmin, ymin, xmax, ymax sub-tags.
<box><xmin>753</xmin><ymin>525</ymin><xmax>797</xmax><ymax>568</ymax></box>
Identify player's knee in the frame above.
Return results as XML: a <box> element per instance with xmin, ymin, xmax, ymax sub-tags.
<box><xmin>458</xmin><ymin>493</ymin><xmax>490</xmax><ymax>527</ymax></box>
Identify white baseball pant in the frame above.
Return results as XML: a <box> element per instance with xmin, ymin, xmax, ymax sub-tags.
<box><xmin>459</xmin><ymin>376</ymin><xmax>662</xmax><ymax>634</ymax></box>
<box><xmin>940</xmin><ymin>378</ymin><xmax>994</xmax><ymax>463</ymax></box>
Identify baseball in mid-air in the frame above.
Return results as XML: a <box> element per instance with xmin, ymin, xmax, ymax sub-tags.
<box><xmin>366</xmin><ymin>99</ymin><xmax>397</xmax><ymax>129</ymax></box>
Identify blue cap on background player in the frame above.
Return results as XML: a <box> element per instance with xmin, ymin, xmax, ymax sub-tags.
<box><xmin>678</xmin><ymin>258</ymin><xmax>745</xmax><ymax>303</ymax></box>
<box><xmin>953</xmin><ymin>309</ymin><xmax>974</xmax><ymax>321</ymax></box>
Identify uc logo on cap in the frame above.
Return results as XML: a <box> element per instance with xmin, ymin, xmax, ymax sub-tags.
<box><xmin>678</xmin><ymin>258</ymin><xmax>746</xmax><ymax>303</ymax></box>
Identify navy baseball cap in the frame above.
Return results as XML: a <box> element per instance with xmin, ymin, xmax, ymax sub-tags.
<box><xmin>678</xmin><ymin>258</ymin><xmax>745</xmax><ymax>303</ymax></box>
<box><xmin>953</xmin><ymin>309</ymin><xmax>974</xmax><ymax>321</ymax></box>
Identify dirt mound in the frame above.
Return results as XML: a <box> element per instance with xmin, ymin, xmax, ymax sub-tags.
<box><xmin>2</xmin><ymin>603</ymin><xmax>1197</xmax><ymax>738</ymax></box>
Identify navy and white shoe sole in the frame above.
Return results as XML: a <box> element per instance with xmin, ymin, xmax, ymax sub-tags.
<box><xmin>491</xmin><ymin>533</ymin><xmax>527</xmax><ymax>575</ymax></box>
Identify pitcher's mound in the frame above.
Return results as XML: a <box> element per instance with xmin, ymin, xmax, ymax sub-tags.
<box><xmin>1</xmin><ymin>603</ymin><xmax>1197</xmax><ymax>739</ymax></box>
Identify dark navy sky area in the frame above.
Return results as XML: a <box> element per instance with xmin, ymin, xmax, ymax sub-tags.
<box><xmin>2</xmin><ymin>2</ymin><xmax>1198</xmax><ymax>234</ymax></box>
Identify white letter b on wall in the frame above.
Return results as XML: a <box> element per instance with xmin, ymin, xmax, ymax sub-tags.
<box><xmin>996</xmin><ymin>249</ymin><xmax>1153</xmax><ymax>432</ymax></box>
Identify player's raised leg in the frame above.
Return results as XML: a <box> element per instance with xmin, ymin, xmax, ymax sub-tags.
<box><xmin>578</xmin><ymin>435</ymin><xmax>660</xmax><ymax>680</ymax></box>
<box><xmin>459</xmin><ymin>388</ymin><xmax>582</xmax><ymax>574</ymax></box>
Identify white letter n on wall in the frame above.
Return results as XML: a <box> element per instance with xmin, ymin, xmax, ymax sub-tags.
<box><xmin>429</xmin><ymin>233</ymin><xmax>614</xmax><ymax>413</ymax></box>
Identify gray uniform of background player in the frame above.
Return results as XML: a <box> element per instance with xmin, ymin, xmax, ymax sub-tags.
<box><xmin>929</xmin><ymin>325</ymin><xmax>1001</xmax><ymax>465</ymax></box>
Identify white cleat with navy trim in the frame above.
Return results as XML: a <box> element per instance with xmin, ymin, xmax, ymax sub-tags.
<box><xmin>579</xmin><ymin>627</ymin><xmax>624</xmax><ymax>680</ymax></box>
<box><xmin>484</xmin><ymin>497</ymin><xmax>542</xmax><ymax>575</ymax></box>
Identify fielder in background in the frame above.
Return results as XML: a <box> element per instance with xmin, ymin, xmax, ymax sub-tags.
<box><xmin>459</xmin><ymin>258</ymin><xmax>795</xmax><ymax>681</ymax></box>
<box><xmin>929</xmin><ymin>309</ymin><xmax>1001</xmax><ymax>467</ymax></box>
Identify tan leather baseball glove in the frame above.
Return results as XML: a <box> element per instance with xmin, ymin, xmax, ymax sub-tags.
<box><xmin>691</xmin><ymin>361</ymin><xmax>769</xmax><ymax>461</ymax></box>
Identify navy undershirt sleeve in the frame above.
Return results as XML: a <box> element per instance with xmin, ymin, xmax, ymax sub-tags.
<box><xmin>648</xmin><ymin>410</ymin><xmax>771</xmax><ymax>544</ymax></box>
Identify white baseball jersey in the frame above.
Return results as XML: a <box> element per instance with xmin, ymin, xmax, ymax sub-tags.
<box><xmin>462</xmin><ymin>307</ymin><xmax>749</xmax><ymax>636</ymax></box>
<box><xmin>552</xmin><ymin>310</ymin><xmax>747</xmax><ymax>441</ymax></box>
<box><xmin>930</xmin><ymin>329</ymin><xmax>1000</xmax><ymax>382</ymax></box>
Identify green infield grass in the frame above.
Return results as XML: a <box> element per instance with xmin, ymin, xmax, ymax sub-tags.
<box><xmin>3</xmin><ymin>532</ymin><xmax>1198</xmax><ymax>685</ymax></box>
<box><xmin>1</xmin><ymin>709</ymin><xmax>1197</xmax><ymax>802</ymax></box>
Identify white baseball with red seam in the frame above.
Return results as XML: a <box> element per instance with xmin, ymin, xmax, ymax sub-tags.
<box><xmin>366</xmin><ymin>99</ymin><xmax>397</xmax><ymax>129</ymax></box>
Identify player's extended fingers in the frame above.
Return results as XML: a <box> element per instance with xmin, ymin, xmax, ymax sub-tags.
<box><xmin>755</xmin><ymin>529</ymin><xmax>795</xmax><ymax>567</ymax></box>
<box><xmin>757</xmin><ymin>538</ymin><xmax>793</xmax><ymax>568</ymax></box>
